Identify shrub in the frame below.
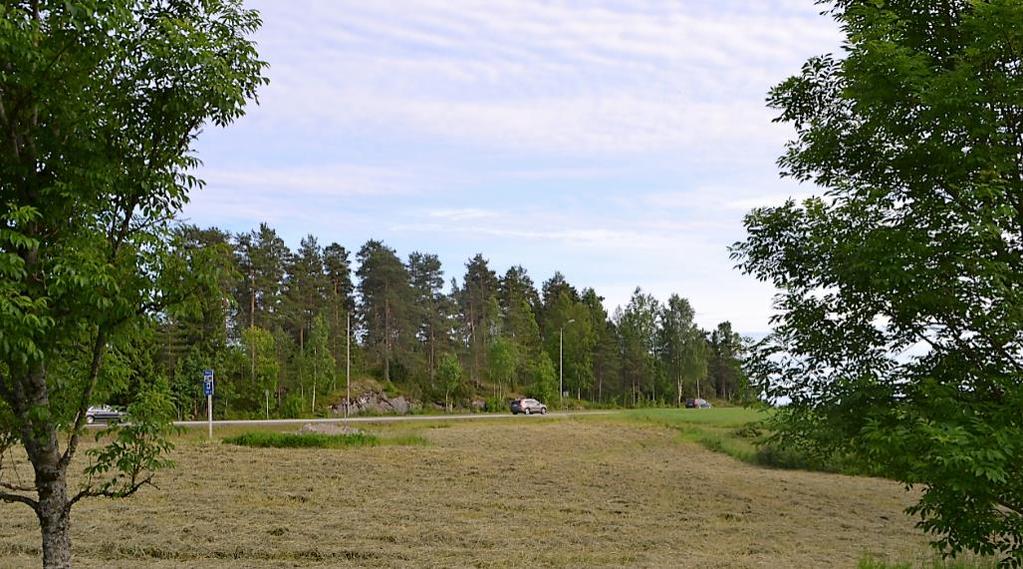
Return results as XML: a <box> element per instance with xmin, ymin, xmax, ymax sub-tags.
<box><xmin>224</xmin><ymin>432</ymin><xmax>379</xmax><ymax>448</ymax></box>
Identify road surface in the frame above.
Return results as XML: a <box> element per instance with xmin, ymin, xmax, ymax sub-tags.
<box><xmin>172</xmin><ymin>410</ymin><xmax>614</xmax><ymax>428</ymax></box>
<box><xmin>84</xmin><ymin>410</ymin><xmax>616</xmax><ymax>429</ymax></box>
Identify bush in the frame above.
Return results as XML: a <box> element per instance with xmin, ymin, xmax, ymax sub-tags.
<box><xmin>484</xmin><ymin>396</ymin><xmax>509</xmax><ymax>413</ymax></box>
<box><xmin>224</xmin><ymin>431</ymin><xmax>379</xmax><ymax>448</ymax></box>
<box><xmin>752</xmin><ymin>444</ymin><xmax>818</xmax><ymax>471</ymax></box>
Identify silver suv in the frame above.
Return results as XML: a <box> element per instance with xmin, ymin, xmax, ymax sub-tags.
<box><xmin>510</xmin><ymin>398</ymin><xmax>547</xmax><ymax>415</ymax></box>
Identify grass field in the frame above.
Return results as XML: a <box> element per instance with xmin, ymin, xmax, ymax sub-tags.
<box><xmin>0</xmin><ymin>411</ymin><xmax>957</xmax><ymax>568</ymax></box>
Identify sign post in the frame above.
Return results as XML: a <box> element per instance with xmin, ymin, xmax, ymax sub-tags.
<box><xmin>203</xmin><ymin>369</ymin><xmax>214</xmax><ymax>440</ymax></box>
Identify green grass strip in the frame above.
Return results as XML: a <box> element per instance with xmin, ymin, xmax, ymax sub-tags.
<box><xmin>224</xmin><ymin>431</ymin><xmax>380</xmax><ymax>448</ymax></box>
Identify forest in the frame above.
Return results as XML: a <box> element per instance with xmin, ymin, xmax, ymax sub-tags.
<box><xmin>156</xmin><ymin>223</ymin><xmax>748</xmax><ymax>419</ymax></box>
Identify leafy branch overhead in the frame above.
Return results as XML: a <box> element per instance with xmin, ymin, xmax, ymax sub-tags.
<box><xmin>0</xmin><ymin>1</ymin><xmax>268</xmax><ymax>568</ymax></box>
<box><xmin>733</xmin><ymin>0</ymin><xmax>1023</xmax><ymax>565</ymax></box>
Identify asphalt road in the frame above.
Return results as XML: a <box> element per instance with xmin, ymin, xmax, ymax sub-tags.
<box><xmin>171</xmin><ymin>410</ymin><xmax>614</xmax><ymax>428</ymax></box>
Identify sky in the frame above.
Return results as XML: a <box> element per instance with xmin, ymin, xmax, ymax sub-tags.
<box><xmin>182</xmin><ymin>0</ymin><xmax>843</xmax><ymax>335</ymax></box>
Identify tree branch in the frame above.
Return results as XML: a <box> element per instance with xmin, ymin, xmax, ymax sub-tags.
<box><xmin>66</xmin><ymin>475</ymin><xmax>154</xmax><ymax>511</ymax></box>
<box><xmin>0</xmin><ymin>480</ymin><xmax>35</xmax><ymax>493</ymax></box>
<box><xmin>61</xmin><ymin>327</ymin><xmax>107</xmax><ymax>469</ymax></box>
<box><xmin>0</xmin><ymin>489</ymin><xmax>38</xmax><ymax>511</ymax></box>
<box><xmin>0</xmin><ymin>367</ymin><xmax>13</xmax><ymax>404</ymax></box>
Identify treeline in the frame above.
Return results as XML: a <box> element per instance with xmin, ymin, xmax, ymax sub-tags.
<box><xmin>160</xmin><ymin>223</ymin><xmax>747</xmax><ymax>418</ymax></box>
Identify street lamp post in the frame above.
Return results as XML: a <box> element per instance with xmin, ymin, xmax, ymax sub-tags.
<box><xmin>345</xmin><ymin>312</ymin><xmax>351</xmax><ymax>430</ymax></box>
<box><xmin>559</xmin><ymin>318</ymin><xmax>575</xmax><ymax>408</ymax></box>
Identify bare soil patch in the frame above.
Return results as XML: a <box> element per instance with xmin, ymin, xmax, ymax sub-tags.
<box><xmin>0</xmin><ymin>418</ymin><xmax>931</xmax><ymax>568</ymax></box>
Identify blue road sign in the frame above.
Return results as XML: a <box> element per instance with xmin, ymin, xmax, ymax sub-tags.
<box><xmin>203</xmin><ymin>369</ymin><xmax>214</xmax><ymax>396</ymax></box>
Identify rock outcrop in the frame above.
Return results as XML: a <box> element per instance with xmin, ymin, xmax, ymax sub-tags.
<box><xmin>330</xmin><ymin>391</ymin><xmax>417</xmax><ymax>416</ymax></box>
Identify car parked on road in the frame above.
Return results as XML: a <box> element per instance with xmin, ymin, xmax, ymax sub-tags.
<box><xmin>86</xmin><ymin>405</ymin><xmax>126</xmax><ymax>424</ymax></box>
<box><xmin>684</xmin><ymin>398</ymin><xmax>712</xmax><ymax>409</ymax></box>
<box><xmin>510</xmin><ymin>398</ymin><xmax>547</xmax><ymax>415</ymax></box>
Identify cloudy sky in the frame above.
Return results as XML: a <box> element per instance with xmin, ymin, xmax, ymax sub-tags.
<box><xmin>183</xmin><ymin>0</ymin><xmax>842</xmax><ymax>335</ymax></box>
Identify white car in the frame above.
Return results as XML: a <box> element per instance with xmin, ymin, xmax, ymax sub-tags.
<box><xmin>85</xmin><ymin>405</ymin><xmax>126</xmax><ymax>424</ymax></box>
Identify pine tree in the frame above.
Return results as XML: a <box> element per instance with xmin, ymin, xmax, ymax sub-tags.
<box><xmin>458</xmin><ymin>254</ymin><xmax>499</xmax><ymax>386</ymax></box>
<box><xmin>408</xmin><ymin>252</ymin><xmax>449</xmax><ymax>388</ymax></box>
<box><xmin>234</xmin><ymin>223</ymin><xmax>289</xmax><ymax>332</ymax></box>
<box><xmin>323</xmin><ymin>243</ymin><xmax>353</xmax><ymax>390</ymax></box>
<box><xmin>284</xmin><ymin>235</ymin><xmax>328</xmax><ymax>351</ymax></box>
<box><xmin>356</xmin><ymin>240</ymin><xmax>413</xmax><ymax>383</ymax></box>
<box><xmin>499</xmin><ymin>266</ymin><xmax>543</xmax><ymax>386</ymax></box>
<box><xmin>707</xmin><ymin>322</ymin><xmax>744</xmax><ymax>401</ymax></box>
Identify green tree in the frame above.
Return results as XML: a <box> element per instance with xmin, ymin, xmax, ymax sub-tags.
<box><xmin>301</xmin><ymin>315</ymin><xmax>334</xmax><ymax>414</ymax></box>
<box><xmin>657</xmin><ymin>294</ymin><xmax>708</xmax><ymax>406</ymax></box>
<box><xmin>234</xmin><ymin>223</ymin><xmax>289</xmax><ymax>332</ymax></box>
<box><xmin>240</xmin><ymin>326</ymin><xmax>278</xmax><ymax>416</ymax></box>
<box><xmin>324</xmin><ymin>243</ymin><xmax>353</xmax><ymax>391</ymax></box>
<box><xmin>408</xmin><ymin>251</ymin><xmax>449</xmax><ymax>388</ymax></box>
<box><xmin>583</xmin><ymin>289</ymin><xmax>619</xmax><ymax>404</ymax></box>
<box><xmin>529</xmin><ymin>351</ymin><xmax>557</xmax><ymax>405</ymax></box>
<box><xmin>488</xmin><ymin>337</ymin><xmax>519</xmax><ymax>398</ymax></box>
<box><xmin>437</xmin><ymin>353</ymin><xmax>464</xmax><ymax>411</ymax></box>
<box><xmin>540</xmin><ymin>274</ymin><xmax>596</xmax><ymax>403</ymax></box>
<box><xmin>732</xmin><ymin>1</ymin><xmax>1023</xmax><ymax>564</ymax></box>
<box><xmin>458</xmin><ymin>254</ymin><xmax>499</xmax><ymax>386</ymax></box>
<box><xmin>499</xmin><ymin>266</ymin><xmax>542</xmax><ymax>350</ymax></box>
<box><xmin>707</xmin><ymin>322</ymin><xmax>745</xmax><ymax>402</ymax></box>
<box><xmin>284</xmin><ymin>235</ymin><xmax>328</xmax><ymax>351</ymax></box>
<box><xmin>356</xmin><ymin>240</ymin><xmax>413</xmax><ymax>383</ymax></box>
<box><xmin>169</xmin><ymin>346</ymin><xmax>207</xmax><ymax>420</ymax></box>
<box><xmin>160</xmin><ymin>225</ymin><xmax>236</xmax><ymax>416</ymax></box>
<box><xmin>614</xmin><ymin>288</ymin><xmax>660</xmax><ymax>406</ymax></box>
<box><xmin>0</xmin><ymin>2</ymin><xmax>266</xmax><ymax>567</ymax></box>
<box><xmin>323</xmin><ymin>243</ymin><xmax>355</xmax><ymax>312</ymax></box>
<box><xmin>159</xmin><ymin>225</ymin><xmax>235</xmax><ymax>376</ymax></box>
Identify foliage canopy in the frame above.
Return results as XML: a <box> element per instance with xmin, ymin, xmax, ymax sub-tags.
<box><xmin>733</xmin><ymin>0</ymin><xmax>1023</xmax><ymax>564</ymax></box>
<box><xmin>0</xmin><ymin>1</ymin><xmax>267</xmax><ymax>567</ymax></box>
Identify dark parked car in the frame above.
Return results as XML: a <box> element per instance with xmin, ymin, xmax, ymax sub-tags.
<box><xmin>510</xmin><ymin>398</ymin><xmax>547</xmax><ymax>415</ymax></box>
<box><xmin>85</xmin><ymin>405</ymin><xmax>126</xmax><ymax>424</ymax></box>
<box><xmin>684</xmin><ymin>398</ymin><xmax>712</xmax><ymax>409</ymax></box>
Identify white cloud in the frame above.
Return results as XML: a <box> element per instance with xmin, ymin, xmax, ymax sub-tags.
<box><xmin>237</xmin><ymin>0</ymin><xmax>840</xmax><ymax>156</ymax></box>
<box><xmin>201</xmin><ymin>165</ymin><xmax>418</xmax><ymax>197</ymax></box>
<box><xmin>427</xmin><ymin>208</ymin><xmax>499</xmax><ymax>221</ymax></box>
<box><xmin>183</xmin><ymin>0</ymin><xmax>844</xmax><ymax>333</ymax></box>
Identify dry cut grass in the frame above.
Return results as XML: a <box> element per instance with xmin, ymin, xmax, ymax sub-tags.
<box><xmin>0</xmin><ymin>416</ymin><xmax>937</xmax><ymax>568</ymax></box>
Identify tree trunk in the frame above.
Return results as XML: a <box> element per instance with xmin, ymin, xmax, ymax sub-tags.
<box><xmin>384</xmin><ymin>295</ymin><xmax>391</xmax><ymax>383</ymax></box>
<box><xmin>429</xmin><ymin>327</ymin><xmax>436</xmax><ymax>390</ymax></box>
<box><xmin>18</xmin><ymin>363</ymin><xmax>74</xmax><ymax>569</ymax></box>
<box><xmin>25</xmin><ymin>420</ymin><xmax>72</xmax><ymax>569</ymax></box>
<box><xmin>37</xmin><ymin>474</ymin><xmax>72</xmax><ymax>569</ymax></box>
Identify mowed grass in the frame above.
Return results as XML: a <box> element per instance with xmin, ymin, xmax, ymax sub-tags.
<box><xmin>0</xmin><ymin>414</ymin><xmax>947</xmax><ymax>568</ymax></box>
<box><xmin>858</xmin><ymin>557</ymin><xmax>997</xmax><ymax>569</ymax></box>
